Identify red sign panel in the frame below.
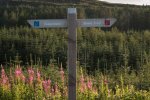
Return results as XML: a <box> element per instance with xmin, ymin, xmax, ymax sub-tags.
<box><xmin>105</xmin><ymin>19</ymin><xmax>110</xmax><ymax>26</ymax></box>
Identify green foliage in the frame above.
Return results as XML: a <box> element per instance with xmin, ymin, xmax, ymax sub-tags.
<box><xmin>0</xmin><ymin>1</ymin><xmax>150</xmax><ymax>99</ymax></box>
<box><xmin>0</xmin><ymin>27</ymin><xmax>150</xmax><ymax>72</ymax></box>
<box><xmin>0</xmin><ymin>0</ymin><xmax>150</xmax><ymax>73</ymax></box>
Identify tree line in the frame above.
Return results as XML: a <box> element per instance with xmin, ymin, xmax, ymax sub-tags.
<box><xmin>0</xmin><ymin>27</ymin><xmax>149</xmax><ymax>71</ymax></box>
<box><xmin>0</xmin><ymin>1</ymin><xmax>149</xmax><ymax>31</ymax></box>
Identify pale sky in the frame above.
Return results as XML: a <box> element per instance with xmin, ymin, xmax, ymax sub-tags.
<box><xmin>99</xmin><ymin>0</ymin><xmax>150</xmax><ymax>5</ymax></box>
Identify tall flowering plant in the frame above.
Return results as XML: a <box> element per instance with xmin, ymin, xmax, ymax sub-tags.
<box><xmin>14</xmin><ymin>65</ymin><xmax>25</xmax><ymax>83</ymax></box>
<box><xmin>80</xmin><ymin>74</ymin><xmax>86</xmax><ymax>93</ymax></box>
<box><xmin>0</xmin><ymin>65</ymin><xmax>10</xmax><ymax>89</ymax></box>
<box><xmin>27</xmin><ymin>67</ymin><xmax>34</xmax><ymax>85</ymax></box>
<box><xmin>59</xmin><ymin>64</ymin><xmax>68</xmax><ymax>97</ymax></box>
<box><xmin>0</xmin><ymin>65</ymin><xmax>12</xmax><ymax>99</ymax></box>
<box><xmin>42</xmin><ymin>79</ymin><xmax>51</xmax><ymax>95</ymax></box>
<box><xmin>77</xmin><ymin>67</ymin><xmax>98</xmax><ymax>99</ymax></box>
<box><xmin>0</xmin><ymin>65</ymin><xmax>10</xmax><ymax>88</ymax></box>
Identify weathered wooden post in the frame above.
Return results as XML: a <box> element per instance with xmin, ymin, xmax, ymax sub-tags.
<box><xmin>67</xmin><ymin>8</ymin><xmax>77</xmax><ymax>100</ymax></box>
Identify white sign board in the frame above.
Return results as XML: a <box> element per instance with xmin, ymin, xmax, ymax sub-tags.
<box><xmin>77</xmin><ymin>18</ymin><xmax>116</xmax><ymax>27</ymax></box>
<box><xmin>27</xmin><ymin>19</ymin><xmax>67</xmax><ymax>28</ymax></box>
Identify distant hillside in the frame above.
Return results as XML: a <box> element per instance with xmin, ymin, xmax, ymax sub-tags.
<box><xmin>0</xmin><ymin>0</ymin><xmax>150</xmax><ymax>30</ymax></box>
<box><xmin>0</xmin><ymin>0</ymin><xmax>148</xmax><ymax>8</ymax></box>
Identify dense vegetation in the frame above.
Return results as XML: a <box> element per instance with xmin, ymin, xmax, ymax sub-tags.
<box><xmin>0</xmin><ymin>64</ymin><xmax>150</xmax><ymax>99</ymax></box>
<box><xmin>0</xmin><ymin>27</ymin><xmax>150</xmax><ymax>72</ymax></box>
<box><xmin>0</xmin><ymin>0</ymin><xmax>150</xmax><ymax>99</ymax></box>
<box><xmin>0</xmin><ymin>0</ymin><xmax>149</xmax><ymax>68</ymax></box>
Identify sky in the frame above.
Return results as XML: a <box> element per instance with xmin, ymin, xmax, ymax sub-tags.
<box><xmin>99</xmin><ymin>0</ymin><xmax>150</xmax><ymax>5</ymax></box>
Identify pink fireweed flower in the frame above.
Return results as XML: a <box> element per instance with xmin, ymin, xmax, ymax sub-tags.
<box><xmin>47</xmin><ymin>79</ymin><xmax>51</xmax><ymax>86</ymax></box>
<box><xmin>14</xmin><ymin>66</ymin><xmax>25</xmax><ymax>82</ymax></box>
<box><xmin>1</xmin><ymin>66</ymin><xmax>6</xmax><ymax>79</ymax></box>
<box><xmin>37</xmin><ymin>72</ymin><xmax>40</xmax><ymax>79</ymax></box>
<box><xmin>27</xmin><ymin>67</ymin><xmax>34</xmax><ymax>85</ymax></box>
<box><xmin>15</xmin><ymin>70</ymin><xmax>21</xmax><ymax>76</ymax></box>
<box><xmin>42</xmin><ymin>80</ymin><xmax>47</xmax><ymax>93</ymax></box>
<box><xmin>2</xmin><ymin>78</ymin><xmax>7</xmax><ymax>84</ymax></box>
<box><xmin>1</xmin><ymin>73</ymin><xmax>8</xmax><ymax>85</ymax></box>
<box><xmin>87</xmin><ymin>78</ymin><xmax>92</xmax><ymax>90</ymax></box>
<box><xmin>15</xmin><ymin>67</ymin><xmax>22</xmax><ymax>78</ymax></box>
<box><xmin>42</xmin><ymin>80</ymin><xmax>46</xmax><ymax>87</ymax></box>
<box><xmin>79</xmin><ymin>68</ymin><xmax>87</xmax><ymax>92</ymax></box>
<box><xmin>80</xmin><ymin>75</ymin><xmax>86</xmax><ymax>92</ymax></box>
<box><xmin>29</xmin><ymin>76</ymin><xmax>34</xmax><ymax>85</ymax></box>
<box><xmin>42</xmin><ymin>79</ymin><xmax>51</xmax><ymax>94</ymax></box>
<box><xmin>0</xmin><ymin>66</ymin><xmax>10</xmax><ymax>88</ymax></box>
<box><xmin>28</xmin><ymin>67</ymin><xmax>34</xmax><ymax>75</ymax></box>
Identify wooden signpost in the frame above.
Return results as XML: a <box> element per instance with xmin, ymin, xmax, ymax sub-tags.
<box><xmin>28</xmin><ymin>8</ymin><xmax>116</xmax><ymax>100</ymax></box>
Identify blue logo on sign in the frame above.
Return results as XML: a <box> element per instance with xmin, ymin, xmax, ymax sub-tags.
<box><xmin>34</xmin><ymin>21</ymin><xmax>39</xmax><ymax>27</ymax></box>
